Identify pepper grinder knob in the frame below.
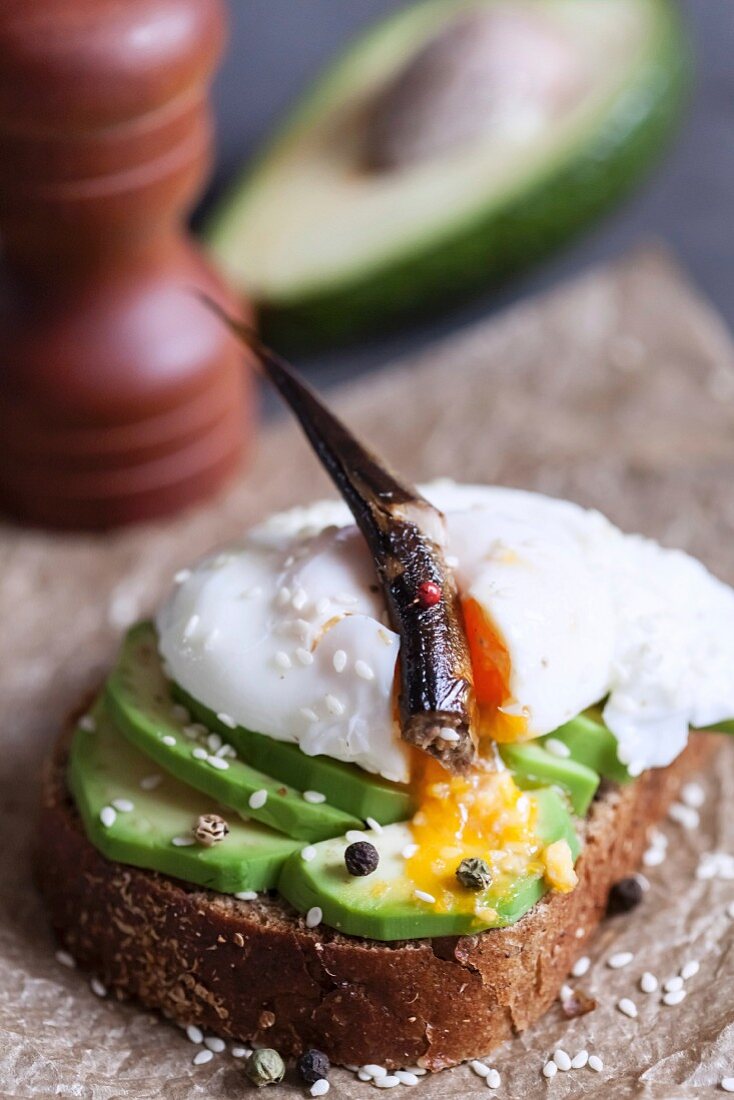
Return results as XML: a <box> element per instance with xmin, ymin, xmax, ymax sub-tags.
<box><xmin>0</xmin><ymin>0</ymin><xmax>252</xmax><ymax>528</ymax></box>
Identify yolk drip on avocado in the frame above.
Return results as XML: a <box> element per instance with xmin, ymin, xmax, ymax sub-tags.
<box><xmin>405</xmin><ymin>753</ymin><xmax>546</xmax><ymax>920</ymax></box>
<box><xmin>462</xmin><ymin>596</ymin><xmax>533</xmax><ymax>743</ymax></box>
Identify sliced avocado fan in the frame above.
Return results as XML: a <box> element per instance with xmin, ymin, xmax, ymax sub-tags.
<box><xmin>106</xmin><ymin>623</ymin><xmax>362</xmax><ymax>842</ymax></box>
<box><xmin>109</xmin><ymin>621</ymin><xmax>413</xmax><ymax>829</ymax></box>
<box><xmin>207</xmin><ymin>0</ymin><xmax>687</xmax><ymax>347</ymax></box>
<box><xmin>69</xmin><ymin>700</ymin><xmax>300</xmax><ymax>893</ymax></box>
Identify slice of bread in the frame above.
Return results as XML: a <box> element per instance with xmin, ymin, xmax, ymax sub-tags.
<box><xmin>36</xmin><ymin>706</ymin><xmax>717</xmax><ymax>1071</ymax></box>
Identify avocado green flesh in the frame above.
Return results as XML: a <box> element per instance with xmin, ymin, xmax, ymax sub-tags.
<box><xmin>68</xmin><ymin>700</ymin><xmax>300</xmax><ymax>893</ymax></box>
<box><xmin>500</xmin><ymin>740</ymin><xmax>599</xmax><ymax>815</ymax></box>
<box><xmin>173</xmin><ymin>683</ymin><xmax>414</xmax><ymax>825</ymax></box>
<box><xmin>106</xmin><ymin>623</ymin><xmax>361</xmax><ymax>842</ymax></box>
<box><xmin>74</xmin><ymin>621</ymin><xmax>609</xmax><ymax>936</ymax></box>
<box><xmin>207</xmin><ymin>0</ymin><xmax>687</xmax><ymax>348</ymax></box>
<box><xmin>546</xmin><ymin>711</ymin><xmax>632</xmax><ymax>785</ymax></box>
<box><xmin>278</xmin><ymin>787</ymin><xmax>579</xmax><ymax>941</ymax></box>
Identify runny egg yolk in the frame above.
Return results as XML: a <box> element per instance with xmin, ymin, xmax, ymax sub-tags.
<box><xmin>462</xmin><ymin>596</ymin><xmax>533</xmax><ymax>743</ymax></box>
<box><xmin>403</xmin><ymin>598</ymin><xmax>556</xmax><ymax>917</ymax></box>
<box><xmin>406</xmin><ymin>754</ymin><xmax>546</xmax><ymax>919</ymax></box>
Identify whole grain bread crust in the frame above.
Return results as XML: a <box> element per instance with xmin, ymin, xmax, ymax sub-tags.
<box><xmin>36</xmin><ymin>708</ymin><xmax>718</xmax><ymax>1070</ymax></box>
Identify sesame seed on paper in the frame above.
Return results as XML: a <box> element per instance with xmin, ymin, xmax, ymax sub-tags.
<box><xmin>640</xmin><ymin>972</ymin><xmax>658</xmax><ymax>993</ymax></box>
<box><xmin>608</xmin><ymin>951</ymin><xmax>634</xmax><ymax>969</ymax></box>
<box><xmin>680</xmin><ymin>781</ymin><xmax>705</xmax><ymax>808</ymax></box>
<box><xmin>571</xmin><ymin>955</ymin><xmax>590</xmax><ymax>977</ymax></box>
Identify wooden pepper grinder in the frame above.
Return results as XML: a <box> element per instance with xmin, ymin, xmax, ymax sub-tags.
<box><xmin>0</xmin><ymin>0</ymin><xmax>253</xmax><ymax>528</ymax></box>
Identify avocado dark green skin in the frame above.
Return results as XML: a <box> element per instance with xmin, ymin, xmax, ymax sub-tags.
<box><xmin>208</xmin><ymin>0</ymin><xmax>688</xmax><ymax>351</ymax></box>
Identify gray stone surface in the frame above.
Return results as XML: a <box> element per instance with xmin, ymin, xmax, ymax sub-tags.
<box><xmin>205</xmin><ymin>1</ymin><xmax>732</xmax><ymax>387</ymax></box>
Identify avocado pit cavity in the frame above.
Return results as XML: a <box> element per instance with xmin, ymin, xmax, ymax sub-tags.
<box><xmin>365</xmin><ymin>4</ymin><xmax>584</xmax><ymax>171</ymax></box>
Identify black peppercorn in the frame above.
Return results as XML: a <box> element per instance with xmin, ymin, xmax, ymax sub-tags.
<box><xmin>455</xmin><ymin>857</ymin><xmax>492</xmax><ymax>890</ymax></box>
<box><xmin>606</xmin><ymin>876</ymin><xmax>644</xmax><ymax>915</ymax></box>
<box><xmin>298</xmin><ymin>1048</ymin><xmax>331</xmax><ymax>1084</ymax></box>
<box><xmin>344</xmin><ymin>840</ymin><xmax>379</xmax><ymax>877</ymax></box>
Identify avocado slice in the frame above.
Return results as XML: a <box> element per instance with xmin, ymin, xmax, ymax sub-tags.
<box><xmin>207</xmin><ymin>0</ymin><xmax>687</xmax><ymax>347</ymax></box>
<box><xmin>113</xmin><ymin>620</ymin><xmax>411</xmax><ymax>825</ymax></box>
<box><xmin>499</xmin><ymin>740</ymin><xmax>599</xmax><ymax>815</ymax></box>
<box><xmin>545</xmin><ymin>711</ymin><xmax>631</xmax><ymax>785</ymax></box>
<box><xmin>278</xmin><ymin>787</ymin><xmax>579</xmax><ymax>941</ymax></box>
<box><xmin>105</xmin><ymin>623</ymin><xmax>361</xmax><ymax>842</ymax></box>
<box><xmin>174</xmin><ymin>685</ymin><xmax>414</xmax><ymax>825</ymax></box>
<box><xmin>68</xmin><ymin>700</ymin><xmax>300</xmax><ymax>893</ymax></box>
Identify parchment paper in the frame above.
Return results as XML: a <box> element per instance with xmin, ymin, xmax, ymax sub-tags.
<box><xmin>2</xmin><ymin>248</ymin><xmax>734</xmax><ymax>1099</ymax></box>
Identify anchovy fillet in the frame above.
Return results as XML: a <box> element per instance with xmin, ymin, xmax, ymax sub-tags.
<box><xmin>206</xmin><ymin>305</ymin><xmax>478</xmax><ymax>773</ymax></box>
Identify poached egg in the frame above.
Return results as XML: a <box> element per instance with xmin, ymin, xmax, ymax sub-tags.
<box><xmin>157</xmin><ymin>483</ymin><xmax>734</xmax><ymax>785</ymax></box>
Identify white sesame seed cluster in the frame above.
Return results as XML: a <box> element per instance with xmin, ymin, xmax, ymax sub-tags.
<box><xmin>351</xmin><ymin>1063</ymin><xmax>428</xmax><ymax>1089</ymax></box>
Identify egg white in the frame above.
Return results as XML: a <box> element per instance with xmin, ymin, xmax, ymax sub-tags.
<box><xmin>157</xmin><ymin>483</ymin><xmax>734</xmax><ymax>784</ymax></box>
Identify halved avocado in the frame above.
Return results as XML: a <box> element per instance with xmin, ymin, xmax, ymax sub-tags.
<box><xmin>207</xmin><ymin>0</ymin><xmax>687</xmax><ymax>347</ymax></box>
<box><xmin>69</xmin><ymin>700</ymin><xmax>300</xmax><ymax>893</ymax></box>
<box><xmin>105</xmin><ymin>624</ymin><xmax>361</xmax><ymax>842</ymax></box>
<box><xmin>278</xmin><ymin>787</ymin><xmax>579</xmax><ymax>940</ymax></box>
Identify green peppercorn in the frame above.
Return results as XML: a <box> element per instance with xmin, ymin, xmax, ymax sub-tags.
<box><xmin>455</xmin><ymin>856</ymin><xmax>492</xmax><ymax>890</ymax></box>
<box><xmin>245</xmin><ymin>1048</ymin><xmax>285</xmax><ymax>1087</ymax></box>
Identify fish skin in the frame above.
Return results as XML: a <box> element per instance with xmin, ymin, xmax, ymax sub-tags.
<box><xmin>207</xmin><ymin>302</ymin><xmax>478</xmax><ymax>774</ymax></box>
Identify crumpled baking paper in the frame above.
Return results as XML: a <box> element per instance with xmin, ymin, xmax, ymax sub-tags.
<box><xmin>2</xmin><ymin>248</ymin><xmax>734</xmax><ymax>1098</ymax></box>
